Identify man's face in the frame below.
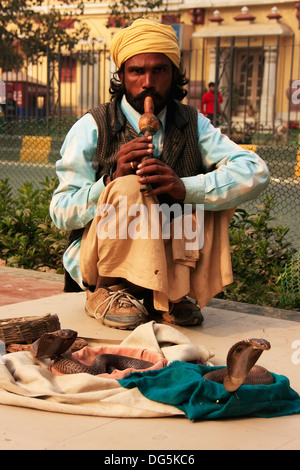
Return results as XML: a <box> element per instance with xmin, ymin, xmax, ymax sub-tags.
<box><xmin>119</xmin><ymin>53</ymin><xmax>175</xmax><ymax>114</ymax></box>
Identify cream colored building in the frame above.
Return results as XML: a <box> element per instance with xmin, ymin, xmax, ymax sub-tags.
<box><xmin>65</xmin><ymin>0</ymin><xmax>300</xmax><ymax>128</ymax></box>
<box><xmin>4</xmin><ymin>1</ymin><xmax>300</xmax><ymax>129</ymax></box>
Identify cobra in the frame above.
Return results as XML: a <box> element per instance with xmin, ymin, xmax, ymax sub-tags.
<box><xmin>203</xmin><ymin>338</ymin><xmax>274</xmax><ymax>392</ymax></box>
<box><xmin>30</xmin><ymin>329</ymin><xmax>154</xmax><ymax>375</ymax></box>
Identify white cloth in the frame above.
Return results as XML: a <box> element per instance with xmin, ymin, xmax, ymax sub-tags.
<box><xmin>0</xmin><ymin>321</ymin><xmax>213</xmax><ymax>418</ymax></box>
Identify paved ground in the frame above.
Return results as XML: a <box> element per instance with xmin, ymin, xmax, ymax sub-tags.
<box><xmin>0</xmin><ymin>267</ymin><xmax>64</xmax><ymax>307</ymax></box>
<box><xmin>0</xmin><ymin>266</ymin><xmax>300</xmax><ymax>451</ymax></box>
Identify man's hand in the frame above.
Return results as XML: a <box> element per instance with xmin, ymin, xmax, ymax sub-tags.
<box><xmin>105</xmin><ymin>136</ymin><xmax>154</xmax><ymax>185</ymax></box>
<box><xmin>136</xmin><ymin>158</ymin><xmax>186</xmax><ymax>201</ymax></box>
<box><xmin>115</xmin><ymin>136</ymin><xmax>154</xmax><ymax>178</ymax></box>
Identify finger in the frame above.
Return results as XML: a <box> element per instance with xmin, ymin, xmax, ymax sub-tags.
<box><xmin>118</xmin><ymin>145</ymin><xmax>154</xmax><ymax>164</ymax></box>
<box><xmin>121</xmin><ymin>136</ymin><xmax>153</xmax><ymax>153</ymax></box>
<box><xmin>128</xmin><ymin>148</ymin><xmax>154</xmax><ymax>164</ymax></box>
<box><xmin>126</xmin><ymin>140</ymin><xmax>153</xmax><ymax>151</ymax></box>
<box><xmin>136</xmin><ymin>162</ymin><xmax>169</xmax><ymax>177</ymax></box>
<box><xmin>143</xmin><ymin>184</ymin><xmax>171</xmax><ymax>197</ymax></box>
<box><xmin>129</xmin><ymin>160</ymin><xmax>139</xmax><ymax>171</ymax></box>
<box><xmin>137</xmin><ymin>158</ymin><xmax>164</xmax><ymax>169</ymax></box>
<box><xmin>140</xmin><ymin>178</ymin><xmax>186</xmax><ymax>201</ymax></box>
<box><xmin>128</xmin><ymin>135</ymin><xmax>153</xmax><ymax>145</ymax></box>
<box><xmin>137</xmin><ymin>174</ymin><xmax>169</xmax><ymax>187</ymax></box>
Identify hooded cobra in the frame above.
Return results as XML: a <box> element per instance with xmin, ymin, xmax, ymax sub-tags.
<box><xmin>203</xmin><ymin>338</ymin><xmax>274</xmax><ymax>391</ymax></box>
<box><xmin>30</xmin><ymin>329</ymin><xmax>154</xmax><ymax>375</ymax></box>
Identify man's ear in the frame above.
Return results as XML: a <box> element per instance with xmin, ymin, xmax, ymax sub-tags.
<box><xmin>118</xmin><ymin>70</ymin><xmax>123</xmax><ymax>83</ymax></box>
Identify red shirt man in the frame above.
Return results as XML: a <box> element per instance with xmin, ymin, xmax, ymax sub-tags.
<box><xmin>201</xmin><ymin>82</ymin><xmax>223</xmax><ymax>122</ymax></box>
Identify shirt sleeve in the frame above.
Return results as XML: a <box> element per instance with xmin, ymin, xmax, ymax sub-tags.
<box><xmin>181</xmin><ymin>114</ymin><xmax>270</xmax><ymax>210</ymax></box>
<box><xmin>50</xmin><ymin>113</ymin><xmax>106</xmax><ymax>231</ymax></box>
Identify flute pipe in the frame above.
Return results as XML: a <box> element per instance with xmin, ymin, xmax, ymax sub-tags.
<box><xmin>138</xmin><ymin>96</ymin><xmax>160</xmax><ymax>193</ymax></box>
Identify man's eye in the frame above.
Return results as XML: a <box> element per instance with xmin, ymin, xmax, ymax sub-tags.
<box><xmin>132</xmin><ymin>68</ymin><xmax>143</xmax><ymax>74</ymax></box>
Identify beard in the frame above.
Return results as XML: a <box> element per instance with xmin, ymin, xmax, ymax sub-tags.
<box><xmin>125</xmin><ymin>88</ymin><xmax>171</xmax><ymax>115</ymax></box>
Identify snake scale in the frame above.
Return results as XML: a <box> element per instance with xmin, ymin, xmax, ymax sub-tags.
<box><xmin>30</xmin><ymin>330</ymin><xmax>274</xmax><ymax>391</ymax></box>
<box><xmin>30</xmin><ymin>329</ymin><xmax>154</xmax><ymax>375</ymax></box>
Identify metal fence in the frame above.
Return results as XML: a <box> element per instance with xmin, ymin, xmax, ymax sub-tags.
<box><xmin>240</xmin><ymin>144</ymin><xmax>300</xmax><ymax>250</ymax></box>
<box><xmin>184</xmin><ymin>37</ymin><xmax>300</xmax><ymax>146</ymax></box>
<box><xmin>0</xmin><ymin>37</ymin><xmax>299</xmax><ymax>136</ymax></box>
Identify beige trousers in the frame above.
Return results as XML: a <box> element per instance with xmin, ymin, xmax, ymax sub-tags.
<box><xmin>80</xmin><ymin>175</ymin><xmax>235</xmax><ymax>311</ymax></box>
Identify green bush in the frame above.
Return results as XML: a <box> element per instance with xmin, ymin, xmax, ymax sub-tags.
<box><xmin>218</xmin><ymin>195</ymin><xmax>296</xmax><ymax>308</ymax></box>
<box><xmin>0</xmin><ymin>177</ymin><xmax>66</xmax><ymax>272</ymax></box>
<box><xmin>279</xmin><ymin>252</ymin><xmax>300</xmax><ymax>309</ymax></box>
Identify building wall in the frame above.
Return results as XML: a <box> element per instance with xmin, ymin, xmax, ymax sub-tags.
<box><xmin>11</xmin><ymin>1</ymin><xmax>300</xmax><ymax>125</ymax></box>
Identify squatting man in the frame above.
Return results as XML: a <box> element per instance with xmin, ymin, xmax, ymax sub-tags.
<box><xmin>50</xmin><ymin>18</ymin><xmax>269</xmax><ymax>330</ymax></box>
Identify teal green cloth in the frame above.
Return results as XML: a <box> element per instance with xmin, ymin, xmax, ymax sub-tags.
<box><xmin>119</xmin><ymin>361</ymin><xmax>300</xmax><ymax>421</ymax></box>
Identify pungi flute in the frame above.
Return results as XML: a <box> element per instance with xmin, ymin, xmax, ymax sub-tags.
<box><xmin>138</xmin><ymin>96</ymin><xmax>160</xmax><ymax>193</ymax></box>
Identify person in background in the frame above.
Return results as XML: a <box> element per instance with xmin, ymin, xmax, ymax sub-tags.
<box><xmin>201</xmin><ymin>82</ymin><xmax>223</xmax><ymax>123</ymax></box>
<box><xmin>4</xmin><ymin>90</ymin><xmax>18</xmax><ymax>122</ymax></box>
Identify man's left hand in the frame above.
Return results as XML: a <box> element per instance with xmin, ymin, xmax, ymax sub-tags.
<box><xmin>136</xmin><ymin>158</ymin><xmax>186</xmax><ymax>201</ymax></box>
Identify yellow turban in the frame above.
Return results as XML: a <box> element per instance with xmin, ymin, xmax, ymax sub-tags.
<box><xmin>110</xmin><ymin>18</ymin><xmax>181</xmax><ymax>69</ymax></box>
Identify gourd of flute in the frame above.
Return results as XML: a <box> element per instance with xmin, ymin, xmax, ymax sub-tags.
<box><xmin>138</xmin><ymin>96</ymin><xmax>160</xmax><ymax>193</ymax></box>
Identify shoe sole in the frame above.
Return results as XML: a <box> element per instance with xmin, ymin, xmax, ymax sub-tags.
<box><xmin>85</xmin><ymin>306</ymin><xmax>147</xmax><ymax>330</ymax></box>
<box><xmin>162</xmin><ymin>312</ymin><xmax>204</xmax><ymax>326</ymax></box>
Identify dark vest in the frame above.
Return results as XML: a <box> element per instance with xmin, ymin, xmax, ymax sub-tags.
<box><xmin>90</xmin><ymin>98</ymin><xmax>204</xmax><ymax>180</ymax></box>
<box><xmin>65</xmin><ymin>98</ymin><xmax>204</xmax><ymax>292</ymax></box>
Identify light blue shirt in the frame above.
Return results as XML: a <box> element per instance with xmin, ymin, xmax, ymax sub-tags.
<box><xmin>50</xmin><ymin>96</ymin><xmax>269</xmax><ymax>288</ymax></box>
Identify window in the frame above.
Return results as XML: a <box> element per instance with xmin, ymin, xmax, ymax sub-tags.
<box><xmin>61</xmin><ymin>56</ymin><xmax>77</xmax><ymax>83</ymax></box>
<box><xmin>234</xmin><ymin>49</ymin><xmax>263</xmax><ymax>110</ymax></box>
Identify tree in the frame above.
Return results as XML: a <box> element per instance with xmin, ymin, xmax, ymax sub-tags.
<box><xmin>106</xmin><ymin>0</ymin><xmax>164</xmax><ymax>28</ymax></box>
<box><xmin>0</xmin><ymin>0</ymin><xmax>90</xmax><ymax>70</ymax></box>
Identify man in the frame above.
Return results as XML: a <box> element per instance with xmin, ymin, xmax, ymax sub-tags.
<box><xmin>201</xmin><ymin>82</ymin><xmax>223</xmax><ymax>123</ymax></box>
<box><xmin>50</xmin><ymin>18</ymin><xmax>269</xmax><ymax>330</ymax></box>
<box><xmin>4</xmin><ymin>90</ymin><xmax>18</xmax><ymax>121</ymax></box>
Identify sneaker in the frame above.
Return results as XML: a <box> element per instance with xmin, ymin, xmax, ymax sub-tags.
<box><xmin>145</xmin><ymin>295</ymin><xmax>203</xmax><ymax>326</ymax></box>
<box><xmin>85</xmin><ymin>284</ymin><xmax>148</xmax><ymax>330</ymax></box>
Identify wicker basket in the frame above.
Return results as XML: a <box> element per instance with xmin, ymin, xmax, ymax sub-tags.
<box><xmin>0</xmin><ymin>314</ymin><xmax>61</xmax><ymax>345</ymax></box>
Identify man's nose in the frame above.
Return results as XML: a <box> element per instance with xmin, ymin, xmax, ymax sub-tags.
<box><xmin>143</xmin><ymin>72</ymin><xmax>155</xmax><ymax>89</ymax></box>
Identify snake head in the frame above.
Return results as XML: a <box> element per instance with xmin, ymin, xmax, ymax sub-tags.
<box><xmin>30</xmin><ymin>329</ymin><xmax>78</xmax><ymax>360</ymax></box>
<box><xmin>223</xmin><ymin>338</ymin><xmax>271</xmax><ymax>392</ymax></box>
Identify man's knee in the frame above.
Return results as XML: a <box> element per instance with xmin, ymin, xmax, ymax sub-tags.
<box><xmin>109</xmin><ymin>175</ymin><xmax>140</xmax><ymax>197</ymax></box>
<box><xmin>97</xmin><ymin>174</ymin><xmax>156</xmax><ymax>210</ymax></box>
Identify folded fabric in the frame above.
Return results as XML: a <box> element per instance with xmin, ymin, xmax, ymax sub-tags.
<box><xmin>119</xmin><ymin>361</ymin><xmax>300</xmax><ymax>421</ymax></box>
<box><xmin>0</xmin><ymin>321</ymin><xmax>212</xmax><ymax>418</ymax></box>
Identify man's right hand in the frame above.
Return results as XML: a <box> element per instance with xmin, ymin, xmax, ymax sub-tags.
<box><xmin>111</xmin><ymin>136</ymin><xmax>154</xmax><ymax>181</ymax></box>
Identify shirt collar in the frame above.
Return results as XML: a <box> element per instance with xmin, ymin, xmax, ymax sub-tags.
<box><xmin>121</xmin><ymin>95</ymin><xmax>166</xmax><ymax>133</ymax></box>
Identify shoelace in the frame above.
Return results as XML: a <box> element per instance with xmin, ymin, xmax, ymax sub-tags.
<box><xmin>93</xmin><ymin>289</ymin><xmax>148</xmax><ymax>320</ymax></box>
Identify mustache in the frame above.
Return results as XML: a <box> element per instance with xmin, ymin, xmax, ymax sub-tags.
<box><xmin>132</xmin><ymin>90</ymin><xmax>162</xmax><ymax>103</ymax></box>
